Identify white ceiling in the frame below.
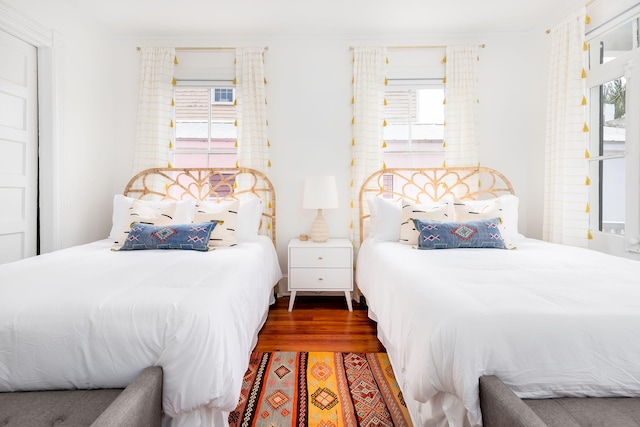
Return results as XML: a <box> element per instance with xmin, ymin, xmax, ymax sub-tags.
<box><xmin>65</xmin><ymin>0</ymin><xmax>583</xmax><ymax>36</ymax></box>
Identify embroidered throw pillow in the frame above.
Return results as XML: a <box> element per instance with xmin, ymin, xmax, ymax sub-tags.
<box><xmin>399</xmin><ymin>200</ymin><xmax>452</xmax><ymax>245</ymax></box>
<box><xmin>413</xmin><ymin>218</ymin><xmax>508</xmax><ymax>250</ymax></box>
<box><xmin>453</xmin><ymin>195</ymin><xmax>522</xmax><ymax>244</ymax></box>
<box><xmin>193</xmin><ymin>199</ymin><xmax>239</xmax><ymax>247</ymax></box>
<box><xmin>117</xmin><ymin>222</ymin><xmax>217</xmax><ymax>251</ymax></box>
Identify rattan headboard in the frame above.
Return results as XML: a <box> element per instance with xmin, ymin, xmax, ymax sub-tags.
<box><xmin>123</xmin><ymin>167</ymin><xmax>276</xmax><ymax>246</ymax></box>
<box><xmin>359</xmin><ymin>167</ymin><xmax>515</xmax><ymax>244</ymax></box>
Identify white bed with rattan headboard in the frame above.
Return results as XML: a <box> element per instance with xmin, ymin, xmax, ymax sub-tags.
<box><xmin>355</xmin><ymin>167</ymin><xmax>640</xmax><ymax>427</ymax></box>
<box><xmin>0</xmin><ymin>167</ymin><xmax>282</xmax><ymax>427</ymax></box>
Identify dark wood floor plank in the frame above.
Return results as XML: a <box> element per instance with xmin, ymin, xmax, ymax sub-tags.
<box><xmin>255</xmin><ymin>295</ymin><xmax>385</xmax><ymax>353</ymax></box>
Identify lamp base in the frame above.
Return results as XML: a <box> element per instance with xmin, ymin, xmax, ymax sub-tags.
<box><xmin>310</xmin><ymin>209</ymin><xmax>329</xmax><ymax>243</ymax></box>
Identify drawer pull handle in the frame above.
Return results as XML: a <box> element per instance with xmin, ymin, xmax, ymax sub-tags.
<box><xmin>318</xmin><ymin>277</ymin><xmax>324</xmax><ymax>281</ymax></box>
<box><xmin>318</xmin><ymin>256</ymin><xmax>323</xmax><ymax>260</ymax></box>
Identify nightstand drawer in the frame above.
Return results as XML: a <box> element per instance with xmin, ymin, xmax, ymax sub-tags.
<box><xmin>289</xmin><ymin>268</ymin><xmax>352</xmax><ymax>290</ymax></box>
<box><xmin>289</xmin><ymin>247</ymin><xmax>351</xmax><ymax>268</ymax></box>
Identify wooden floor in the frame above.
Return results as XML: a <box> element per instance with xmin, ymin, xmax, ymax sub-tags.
<box><xmin>254</xmin><ymin>295</ymin><xmax>385</xmax><ymax>353</ymax></box>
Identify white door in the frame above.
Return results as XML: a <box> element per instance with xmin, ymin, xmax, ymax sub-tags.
<box><xmin>0</xmin><ymin>30</ymin><xmax>38</xmax><ymax>264</ymax></box>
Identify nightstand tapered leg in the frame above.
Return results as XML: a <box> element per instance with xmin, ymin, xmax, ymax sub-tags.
<box><xmin>288</xmin><ymin>291</ymin><xmax>297</xmax><ymax>311</ymax></box>
<box><xmin>344</xmin><ymin>291</ymin><xmax>353</xmax><ymax>311</ymax></box>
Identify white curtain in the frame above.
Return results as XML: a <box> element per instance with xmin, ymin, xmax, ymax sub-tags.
<box><xmin>543</xmin><ymin>7</ymin><xmax>589</xmax><ymax>247</ymax></box>
<box><xmin>443</xmin><ymin>45</ymin><xmax>480</xmax><ymax>167</ymax></box>
<box><xmin>133</xmin><ymin>47</ymin><xmax>175</xmax><ymax>178</ymax></box>
<box><xmin>350</xmin><ymin>47</ymin><xmax>387</xmax><ymax>246</ymax></box>
<box><xmin>235</xmin><ymin>47</ymin><xmax>269</xmax><ymax>174</ymax></box>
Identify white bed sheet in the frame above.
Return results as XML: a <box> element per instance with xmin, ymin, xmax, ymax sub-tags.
<box><xmin>0</xmin><ymin>236</ymin><xmax>282</xmax><ymax>426</ymax></box>
<box><xmin>356</xmin><ymin>237</ymin><xmax>640</xmax><ymax>427</ymax></box>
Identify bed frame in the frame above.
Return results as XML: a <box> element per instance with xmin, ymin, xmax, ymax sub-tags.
<box><xmin>123</xmin><ymin>167</ymin><xmax>276</xmax><ymax>246</ymax></box>
<box><xmin>358</xmin><ymin>167</ymin><xmax>515</xmax><ymax>243</ymax></box>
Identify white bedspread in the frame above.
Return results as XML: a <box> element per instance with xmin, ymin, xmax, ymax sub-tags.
<box><xmin>356</xmin><ymin>237</ymin><xmax>640</xmax><ymax>427</ymax></box>
<box><xmin>0</xmin><ymin>237</ymin><xmax>282</xmax><ymax>426</ymax></box>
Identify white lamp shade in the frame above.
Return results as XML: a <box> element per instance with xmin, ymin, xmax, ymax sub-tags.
<box><xmin>303</xmin><ymin>176</ymin><xmax>339</xmax><ymax>210</ymax></box>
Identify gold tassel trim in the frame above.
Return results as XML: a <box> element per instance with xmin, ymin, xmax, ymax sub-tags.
<box><xmin>442</xmin><ymin>55</ymin><xmax>446</xmax><ymax>63</ymax></box>
<box><xmin>351</xmin><ymin>158</ymin><xmax>355</xmax><ymax>166</ymax></box>
<box><xmin>443</xmin><ymin>76</ymin><xmax>447</xmax><ymax>84</ymax></box>
<box><xmin>264</xmin><ymin>77</ymin><xmax>268</xmax><ymax>84</ymax></box>
<box><xmin>267</xmin><ymin>222</ymin><xmax>271</xmax><ymax>230</ymax></box>
<box><xmin>172</xmin><ymin>76</ymin><xmax>176</xmax><ymax>86</ymax></box>
<box><xmin>442</xmin><ymin>141</ymin><xmax>446</xmax><ymax>148</ymax></box>
<box><xmin>588</xmin><ymin>229</ymin><xmax>593</xmax><ymax>239</ymax></box>
<box><xmin>581</xmin><ymin>68</ymin><xmax>587</xmax><ymax>78</ymax></box>
<box><xmin>386</xmin><ymin>57</ymin><xmax>389</xmax><ymax>64</ymax></box>
<box><xmin>267</xmin><ymin>140</ymin><xmax>271</xmax><ymax>147</ymax></box>
<box><xmin>352</xmin><ymin>138</ymin><xmax>355</xmax><ymax>146</ymax></box>
<box><xmin>168</xmin><ymin>162</ymin><xmax>173</xmax><ymax>168</ymax></box>
<box><xmin>384</xmin><ymin>98</ymin><xmax>387</xmax><ymax>106</ymax></box>
<box><xmin>349</xmin><ymin>221</ymin><xmax>353</xmax><ymax>229</ymax></box>
<box><xmin>350</xmin><ymin>200</ymin><xmax>354</xmax><ymax>208</ymax></box>
<box><xmin>169</xmin><ymin>140</ymin><xmax>173</xmax><ymax>149</ymax></box>
<box><xmin>234</xmin><ymin>119</ymin><xmax>237</xmax><ymax>126</ymax></box>
<box><xmin>268</xmin><ymin>201</ymin><xmax>272</xmax><ymax>208</ymax></box>
<box><xmin>583</xmin><ymin>41</ymin><xmax>588</xmax><ymax>51</ymax></box>
<box><xmin>585</xmin><ymin>149</ymin><xmax>590</xmax><ymax>158</ymax></box>
<box><xmin>352</xmin><ymin>117</ymin><xmax>355</xmax><ymax>125</ymax></box>
<box><xmin>585</xmin><ymin>176</ymin><xmax>591</xmax><ymax>185</ymax></box>
<box><xmin>234</xmin><ymin>141</ymin><xmax>238</xmax><ymax>148</ymax></box>
<box><xmin>171</xmin><ymin>98</ymin><xmax>175</xmax><ymax>106</ymax></box>
<box><xmin>233</xmin><ymin>77</ymin><xmax>237</xmax><ymax>85</ymax></box>
<box><xmin>382</xmin><ymin>141</ymin><xmax>387</xmax><ymax>148</ymax></box>
<box><xmin>383</xmin><ymin>119</ymin><xmax>387</xmax><ymax>127</ymax></box>
<box><xmin>384</xmin><ymin>77</ymin><xmax>388</xmax><ymax>85</ymax></box>
<box><xmin>583</xmin><ymin>123</ymin><xmax>589</xmax><ymax>132</ymax></box>
<box><xmin>585</xmin><ymin>14</ymin><xmax>591</xmax><ymax>24</ymax></box>
<box><xmin>351</xmin><ymin>96</ymin><xmax>354</xmax><ymax>104</ymax></box>
<box><xmin>235</xmin><ymin>160</ymin><xmax>239</xmax><ymax>168</ymax></box>
<box><xmin>581</xmin><ymin>95</ymin><xmax>587</xmax><ymax>106</ymax></box>
<box><xmin>170</xmin><ymin>120</ymin><xmax>174</xmax><ymax>128</ymax></box>
<box><xmin>442</xmin><ymin>98</ymin><xmax>446</xmax><ymax>105</ymax></box>
<box><xmin>233</xmin><ymin>99</ymin><xmax>237</xmax><ymax>106</ymax></box>
<box><xmin>350</xmin><ymin>179</ymin><xmax>354</xmax><ymax>187</ymax></box>
<box><xmin>165</xmin><ymin>183</ymin><xmax>169</xmax><ymax>191</ymax></box>
<box><xmin>585</xmin><ymin>203</ymin><xmax>590</xmax><ymax>213</ymax></box>
<box><xmin>174</xmin><ymin>55</ymin><xmax>178</xmax><ymax>65</ymax></box>
<box><xmin>268</xmin><ymin>160</ymin><xmax>272</xmax><ymax>167</ymax></box>
<box><xmin>382</xmin><ymin>161</ymin><xmax>387</xmax><ymax>169</ymax></box>
<box><xmin>352</xmin><ymin>76</ymin><xmax>354</xmax><ymax>84</ymax></box>
<box><xmin>442</xmin><ymin>160</ymin><xmax>447</xmax><ymax>168</ymax></box>
<box><xmin>234</xmin><ymin>181</ymin><xmax>238</xmax><ymax>189</ymax></box>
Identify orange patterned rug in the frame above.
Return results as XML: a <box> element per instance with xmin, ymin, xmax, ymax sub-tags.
<box><xmin>229</xmin><ymin>352</ymin><xmax>412</xmax><ymax>427</ymax></box>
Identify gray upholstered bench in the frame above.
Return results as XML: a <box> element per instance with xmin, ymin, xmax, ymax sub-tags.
<box><xmin>480</xmin><ymin>375</ymin><xmax>640</xmax><ymax>427</ymax></box>
<box><xmin>0</xmin><ymin>366</ymin><xmax>162</xmax><ymax>427</ymax></box>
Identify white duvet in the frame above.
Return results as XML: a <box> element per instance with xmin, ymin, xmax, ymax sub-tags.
<box><xmin>0</xmin><ymin>237</ymin><xmax>282</xmax><ymax>426</ymax></box>
<box><xmin>356</xmin><ymin>237</ymin><xmax>640</xmax><ymax>427</ymax></box>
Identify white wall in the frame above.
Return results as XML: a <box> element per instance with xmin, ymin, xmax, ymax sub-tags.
<box><xmin>3</xmin><ymin>0</ymin><xmax>561</xmax><ymax>272</ymax></box>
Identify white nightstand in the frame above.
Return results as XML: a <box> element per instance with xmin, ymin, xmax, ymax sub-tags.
<box><xmin>287</xmin><ymin>238</ymin><xmax>353</xmax><ymax>311</ymax></box>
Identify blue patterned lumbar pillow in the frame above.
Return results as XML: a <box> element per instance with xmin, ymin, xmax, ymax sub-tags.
<box><xmin>117</xmin><ymin>222</ymin><xmax>217</xmax><ymax>251</ymax></box>
<box><xmin>413</xmin><ymin>218</ymin><xmax>507</xmax><ymax>249</ymax></box>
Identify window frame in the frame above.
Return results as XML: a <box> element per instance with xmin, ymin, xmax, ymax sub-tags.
<box><xmin>172</xmin><ymin>81</ymin><xmax>237</xmax><ymax>168</ymax></box>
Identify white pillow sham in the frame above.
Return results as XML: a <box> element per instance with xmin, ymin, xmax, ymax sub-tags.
<box><xmin>452</xmin><ymin>195</ymin><xmax>522</xmax><ymax>243</ymax></box>
<box><xmin>109</xmin><ymin>195</ymin><xmax>196</xmax><ymax>241</ymax></box>
<box><xmin>399</xmin><ymin>199</ymin><xmax>452</xmax><ymax>245</ymax></box>
<box><xmin>195</xmin><ymin>197</ymin><xmax>262</xmax><ymax>243</ymax></box>
<box><xmin>367</xmin><ymin>197</ymin><xmax>402</xmax><ymax>241</ymax></box>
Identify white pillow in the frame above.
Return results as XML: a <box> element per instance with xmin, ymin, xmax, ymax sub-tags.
<box><xmin>370</xmin><ymin>197</ymin><xmax>402</xmax><ymax>241</ymax></box>
<box><xmin>111</xmin><ymin>199</ymin><xmax>179</xmax><ymax>250</ymax></box>
<box><xmin>194</xmin><ymin>197</ymin><xmax>262</xmax><ymax>243</ymax></box>
<box><xmin>109</xmin><ymin>195</ymin><xmax>196</xmax><ymax>240</ymax></box>
<box><xmin>193</xmin><ymin>199</ymin><xmax>239</xmax><ymax>247</ymax></box>
<box><xmin>453</xmin><ymin>195</ymin><xmax>522</xmax><ymax>243</ymax></box>
<box><xmin>399</xmin><ymin>199</ymin><xmax>452</xmax><ymax>245</ymax></box>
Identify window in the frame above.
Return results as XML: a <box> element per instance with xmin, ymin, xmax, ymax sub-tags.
<box><xmin>173</xmin><ymin>85</ymin><xmax>237</xmax><ymax>169</ymax></box>
<box><xmin>383</xmin><ymin>85</ymin><xmax>445</xmax><ymax>169</ymax></box>
<box><xmin>214</xmin><ymin>88</ymin><xmax>234</xmax><ymax>104</ymax></box>
<box><xmin>586</xmin><ymin>6</ymin><xmax>640</xmax><ymax>253</ymax></box>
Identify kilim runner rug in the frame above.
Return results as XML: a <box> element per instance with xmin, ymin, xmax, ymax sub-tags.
<box><xmin>228</xmin><ymin>352</ymin><xmax>413</xmax><ymax>427</ymax></box>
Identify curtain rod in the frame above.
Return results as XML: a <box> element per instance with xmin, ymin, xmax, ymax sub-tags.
<box><xmin>136</xmin><ymin>46</ymin><xmax>268</xmax><ymax>51</ymax></box>
<box><xmin>545</xmin><ymin>0</ymin><xmax>597</xmax><ymax>34</ymax></box>
<box><xmin>350</xmin><ymin>44</ymin><xmax>485</xmax><ymax>50</ymax></box>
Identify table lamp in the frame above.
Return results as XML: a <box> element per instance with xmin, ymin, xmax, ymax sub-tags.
<box><xmin>303</xmin><ymin>176</ymin><xmax>339</xmax><ymax>243</ymax></box>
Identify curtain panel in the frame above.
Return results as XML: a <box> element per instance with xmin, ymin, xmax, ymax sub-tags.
<box><xmin>133</xmin><ymin>47</ymin><xmax>176</xmax><ymax>179</ymax></box>
<box><xmin>543</xmin><ymin>7</ymin><xmax>590</xmax><ymax>247</ymax></box>
<box><xmin>443</xmin><ymin>45</ymin><xmax>480</xmax><ymax>168</ymax></box>
<box><xmin>235</xmin><ymin>47</ymin><xmax>269</xmax><ymax>175</ymax></box>
<box><xmin>350</xmin><ymin>46</ymin><xmax>387</xmax><ymax>247</ymax></box>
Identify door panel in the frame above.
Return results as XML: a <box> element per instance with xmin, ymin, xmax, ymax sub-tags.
<box><xmin>0</xmin><ymin>29</ymin><xmax>37</xmax><ymax>264</ymax></box>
